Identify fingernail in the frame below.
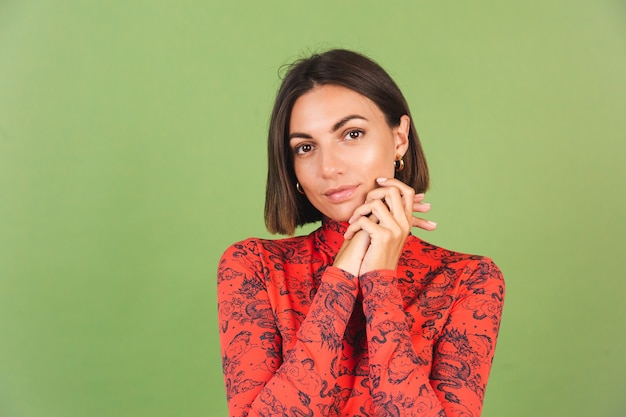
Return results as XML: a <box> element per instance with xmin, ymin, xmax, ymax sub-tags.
<box><xmin>376</xmin><ymin>177</ymin><xmax>387</xmax><ymax>183</ymax></box>
<box><xmin>428</xmin><ymin>221</ymin><xmax>437</xmax><ymax>226</ymax></box>
<box><xmin>422</xmin><ymin>202</ymin><xmax>431</xmax><ymax>207</ymax></box>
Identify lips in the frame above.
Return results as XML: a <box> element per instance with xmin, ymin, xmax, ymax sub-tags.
<box><xmin>324</xmin><ymin>185</ymin><xmax>358</xmax><ymax>203</ymax></box>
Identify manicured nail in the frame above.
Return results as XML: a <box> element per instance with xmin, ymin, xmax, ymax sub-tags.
<box><xmin>376</xmin><ymin>177</ymin><xmax>388</xmax><ymax>183</ymax></box>
<box><xmin>428</xmin><ymin>221</ymin><xmax>437</xmax><ymax>226</ymax></box>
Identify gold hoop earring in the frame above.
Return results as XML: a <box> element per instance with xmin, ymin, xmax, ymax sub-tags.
<box><xmin>394</xmin><ymin>154</ymin><xmax>405</xmax><ymax>172</ymax></box>
<box><xmin>296</xmin><ymin>182</ymin><xmax>305</xmax><ymax>194</ymax></box>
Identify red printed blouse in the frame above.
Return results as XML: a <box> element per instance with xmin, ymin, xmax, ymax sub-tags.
<box><xmin>218</xmin><ymin>218</ymin><xmax>505</xmax><ymax>416</ymax></box>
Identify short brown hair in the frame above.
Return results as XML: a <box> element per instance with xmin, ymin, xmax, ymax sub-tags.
<box><xmin>265</xmin><ymin>49</ymin><xmax>429</xmax><ymax>235</ymax></box>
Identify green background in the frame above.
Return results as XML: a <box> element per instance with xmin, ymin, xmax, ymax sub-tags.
<box><xmin>1</xmin><ymin>1</ymin><xmax>624</xmax><ymax>416</ymax></box>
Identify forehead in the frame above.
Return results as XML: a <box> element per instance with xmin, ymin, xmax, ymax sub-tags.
<box><xmin>289</xmin><ymin>85</ymin><xmax>385</xmax><ymax>131</ymax></box>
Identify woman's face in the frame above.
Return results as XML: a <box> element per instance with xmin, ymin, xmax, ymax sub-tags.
<box><xmin>289</xmin><ymin>84</ymin><xmax>409</xmax><ymax>222</ymax></box>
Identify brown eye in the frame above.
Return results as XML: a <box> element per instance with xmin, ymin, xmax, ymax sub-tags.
<box><xmin>346</xmin><ymin>130</ymin><xmax>364</xmax><ymax>140</ymax></box>
<box><xmin>295</xmin><ymin>143</ymin><xmax>313</xmax><ymax>155</ymax></box>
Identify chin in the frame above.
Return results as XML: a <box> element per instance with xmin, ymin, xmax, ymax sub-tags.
<box><xmin>333</xmin><ymin>215</ymin><xmax>351</xmax><ymax>223</ymax></box>
<box><xmin>326</xmin><ymin>208</ymin><xmax>355</xmax><ymax>223</ymax></box>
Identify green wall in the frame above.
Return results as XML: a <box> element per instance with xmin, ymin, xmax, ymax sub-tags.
<box><xmin>1</xmin><ymin>1</ymin><xmax>624</xmax><ymax>416</ymax></box>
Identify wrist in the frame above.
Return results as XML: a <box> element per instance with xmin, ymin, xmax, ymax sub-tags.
<box><xmin>359</xmin><ymin>270</ymin><xmax>399</xmax><ymax>297</ymax></box>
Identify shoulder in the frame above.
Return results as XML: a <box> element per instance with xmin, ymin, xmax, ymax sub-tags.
<box><xmin>219</xmin><ymin>234</ymin><xmax>314</xmax><ymax>265</ymax></box>
<box><xmin>403</xmin><ymin>235</ymin><xmax>505</xmax><ymax>286</ymax></box>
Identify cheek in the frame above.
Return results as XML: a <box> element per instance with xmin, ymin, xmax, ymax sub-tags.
<box><xmin>359</xmin><ymin>147</ymin><xmax>396</xmax><ymax>178</ymax></box>
<box><xmin>293</xmin><ymin>160</ymin><xmax>318</xmax><ymax>189</ymax></box>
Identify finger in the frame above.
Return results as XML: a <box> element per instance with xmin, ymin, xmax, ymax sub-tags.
<box><xmin>413</xmin><ymin>201</ymin><xmax>431</xmax><ymax>213</ymax></box>
<box><xmin>375</xmin><ymin>177</ymin><xmax>414</xmax><ymax>201</ymax></box>
<box><xmin>346</xmin><ymin>199</ymin><xmax>394</xmax><ymax>236</ymax></box>
<box><xmin>349</xmin><ymin>188</ymin><xmax>406</xmax><ymax>230</ymax></box>
<box><xmin>367</xmin><ymin>185</ymin><xmax>412</xmax><ymax>229</ymax></box>
<box><xmin>375</xmin><ymin>177</ymin><xmax>414</xmax><ymax>219</ymax></box>
<box><xmin>350</xmin><ymin>203</ymin><xmax>406</xmax><ymax>248</ymax></box>
<box><xmin>345</xmin><ymin>214</ymin><xmax>387</xmax><ymax>241</ymax></box>
<box><xmin>348</xmin><ymin>201</ymin><xmax>379</xmax><ymax>225</ymax></box>
<box><xmin>411</xmin><ymin>194</ymin><xmax>435</xmax><ymax>228</ymax></box>
<box><xmin>364</xmin><ymin>185</ymin><xmax>408</xmax><ymax>217</ymax></box>
<box><xmin>380</xmin><ymin>187</ymin><xmax>410</xmax><ymax>230</ymax></box>
<box><xmin>375</xmin><ymin>177</ymin><xmax>415</xmax><ymax>195</ymax></box>
<box><xmin>344</xmin><ymin>213</ymin><xmax>379</xmax><ymax>240</ymax></box>
<box><xmin>412</xmin><ymin>216</ymin><xmax>437</xmax><ymax>231</ymax></box>
<box><xmin>345</xmin><ymin>210</ymin><xmax>379</xmax><ymax>239</ymax></box>
<box><xmin>366</xmin><ymin>182</ymin><xmax>434</xmax><ymax>231</ymax></box>
<box><xmin>355</xmin><ymin>198</ymin><xmax>406</xmax><ymax>239</ymax></box>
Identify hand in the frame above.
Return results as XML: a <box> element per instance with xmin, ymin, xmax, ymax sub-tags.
<box><xmin>333</xmin><ymin>179</ymin><xmax>437</xmax><ymax>276</ymax></box>
<box><xmin>343</xmin><ymin>178</ymin><xmax>436</xmax><ymax>274</ymax></box>
<box><xmin>332</xmin><ymin>229</ymin><xmax>370</xmax><ymax>277</ymax></box>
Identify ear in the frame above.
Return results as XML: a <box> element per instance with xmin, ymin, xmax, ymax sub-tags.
<box><xmin>393</xmin><ymin>115</ymin><xmax>410</xmax><ymax>156</ymax></box>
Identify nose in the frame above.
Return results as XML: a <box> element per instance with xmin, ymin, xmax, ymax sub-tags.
<box><xmin>318</xmin><ymin>145</ymin><xmax>345</xmax><ymax>179</ymax></box>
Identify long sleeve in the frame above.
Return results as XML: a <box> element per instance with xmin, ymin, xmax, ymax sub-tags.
<box><xmin>360</xmin><ymin>257</ymin><xmax>505</xmax><ymax>417</ymax></box>
<box><xmin>217</xmin><ymin>239</ymin><xmax>360</xmax><ymax>417</ymax></box>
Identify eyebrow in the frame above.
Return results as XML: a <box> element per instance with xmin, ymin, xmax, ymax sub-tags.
<box><xmin>288</xmin><ymin>114</ymin><xmax>368</xmax><ymax>141</ymax></box>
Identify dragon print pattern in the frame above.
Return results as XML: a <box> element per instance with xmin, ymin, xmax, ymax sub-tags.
<box><xmin>218</xmin><ymin>218</ymin><xmax>504</xmax><ymax>416</ymax></box>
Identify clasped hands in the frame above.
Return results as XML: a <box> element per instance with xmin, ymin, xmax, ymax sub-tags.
<box><xmin>333</xmin><ymin>177</ymin><xmax>436</xmax><ymax>277</ymax></box>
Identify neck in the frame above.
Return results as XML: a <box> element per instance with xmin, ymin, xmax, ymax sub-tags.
<box><xmin>314</xmin><ymin>217</ymin><xmax>348</xmax><ymax>255</ymax></box>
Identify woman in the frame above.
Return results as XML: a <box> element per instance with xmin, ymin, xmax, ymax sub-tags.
<box><xmin>218</xmin><ymin>49</ymin><xmax>504</xmax><ymax>417</ymax></box>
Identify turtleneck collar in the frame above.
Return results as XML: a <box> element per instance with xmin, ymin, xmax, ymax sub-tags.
<box><xmin>314</xmin><ymin>217</ymin><xmax>348</xmax><ymax>256</ymax></box>
<box><xmin>312</xmin><ymin>216</ymin><xmax>418</xmax><ymax>260</ymax></box>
